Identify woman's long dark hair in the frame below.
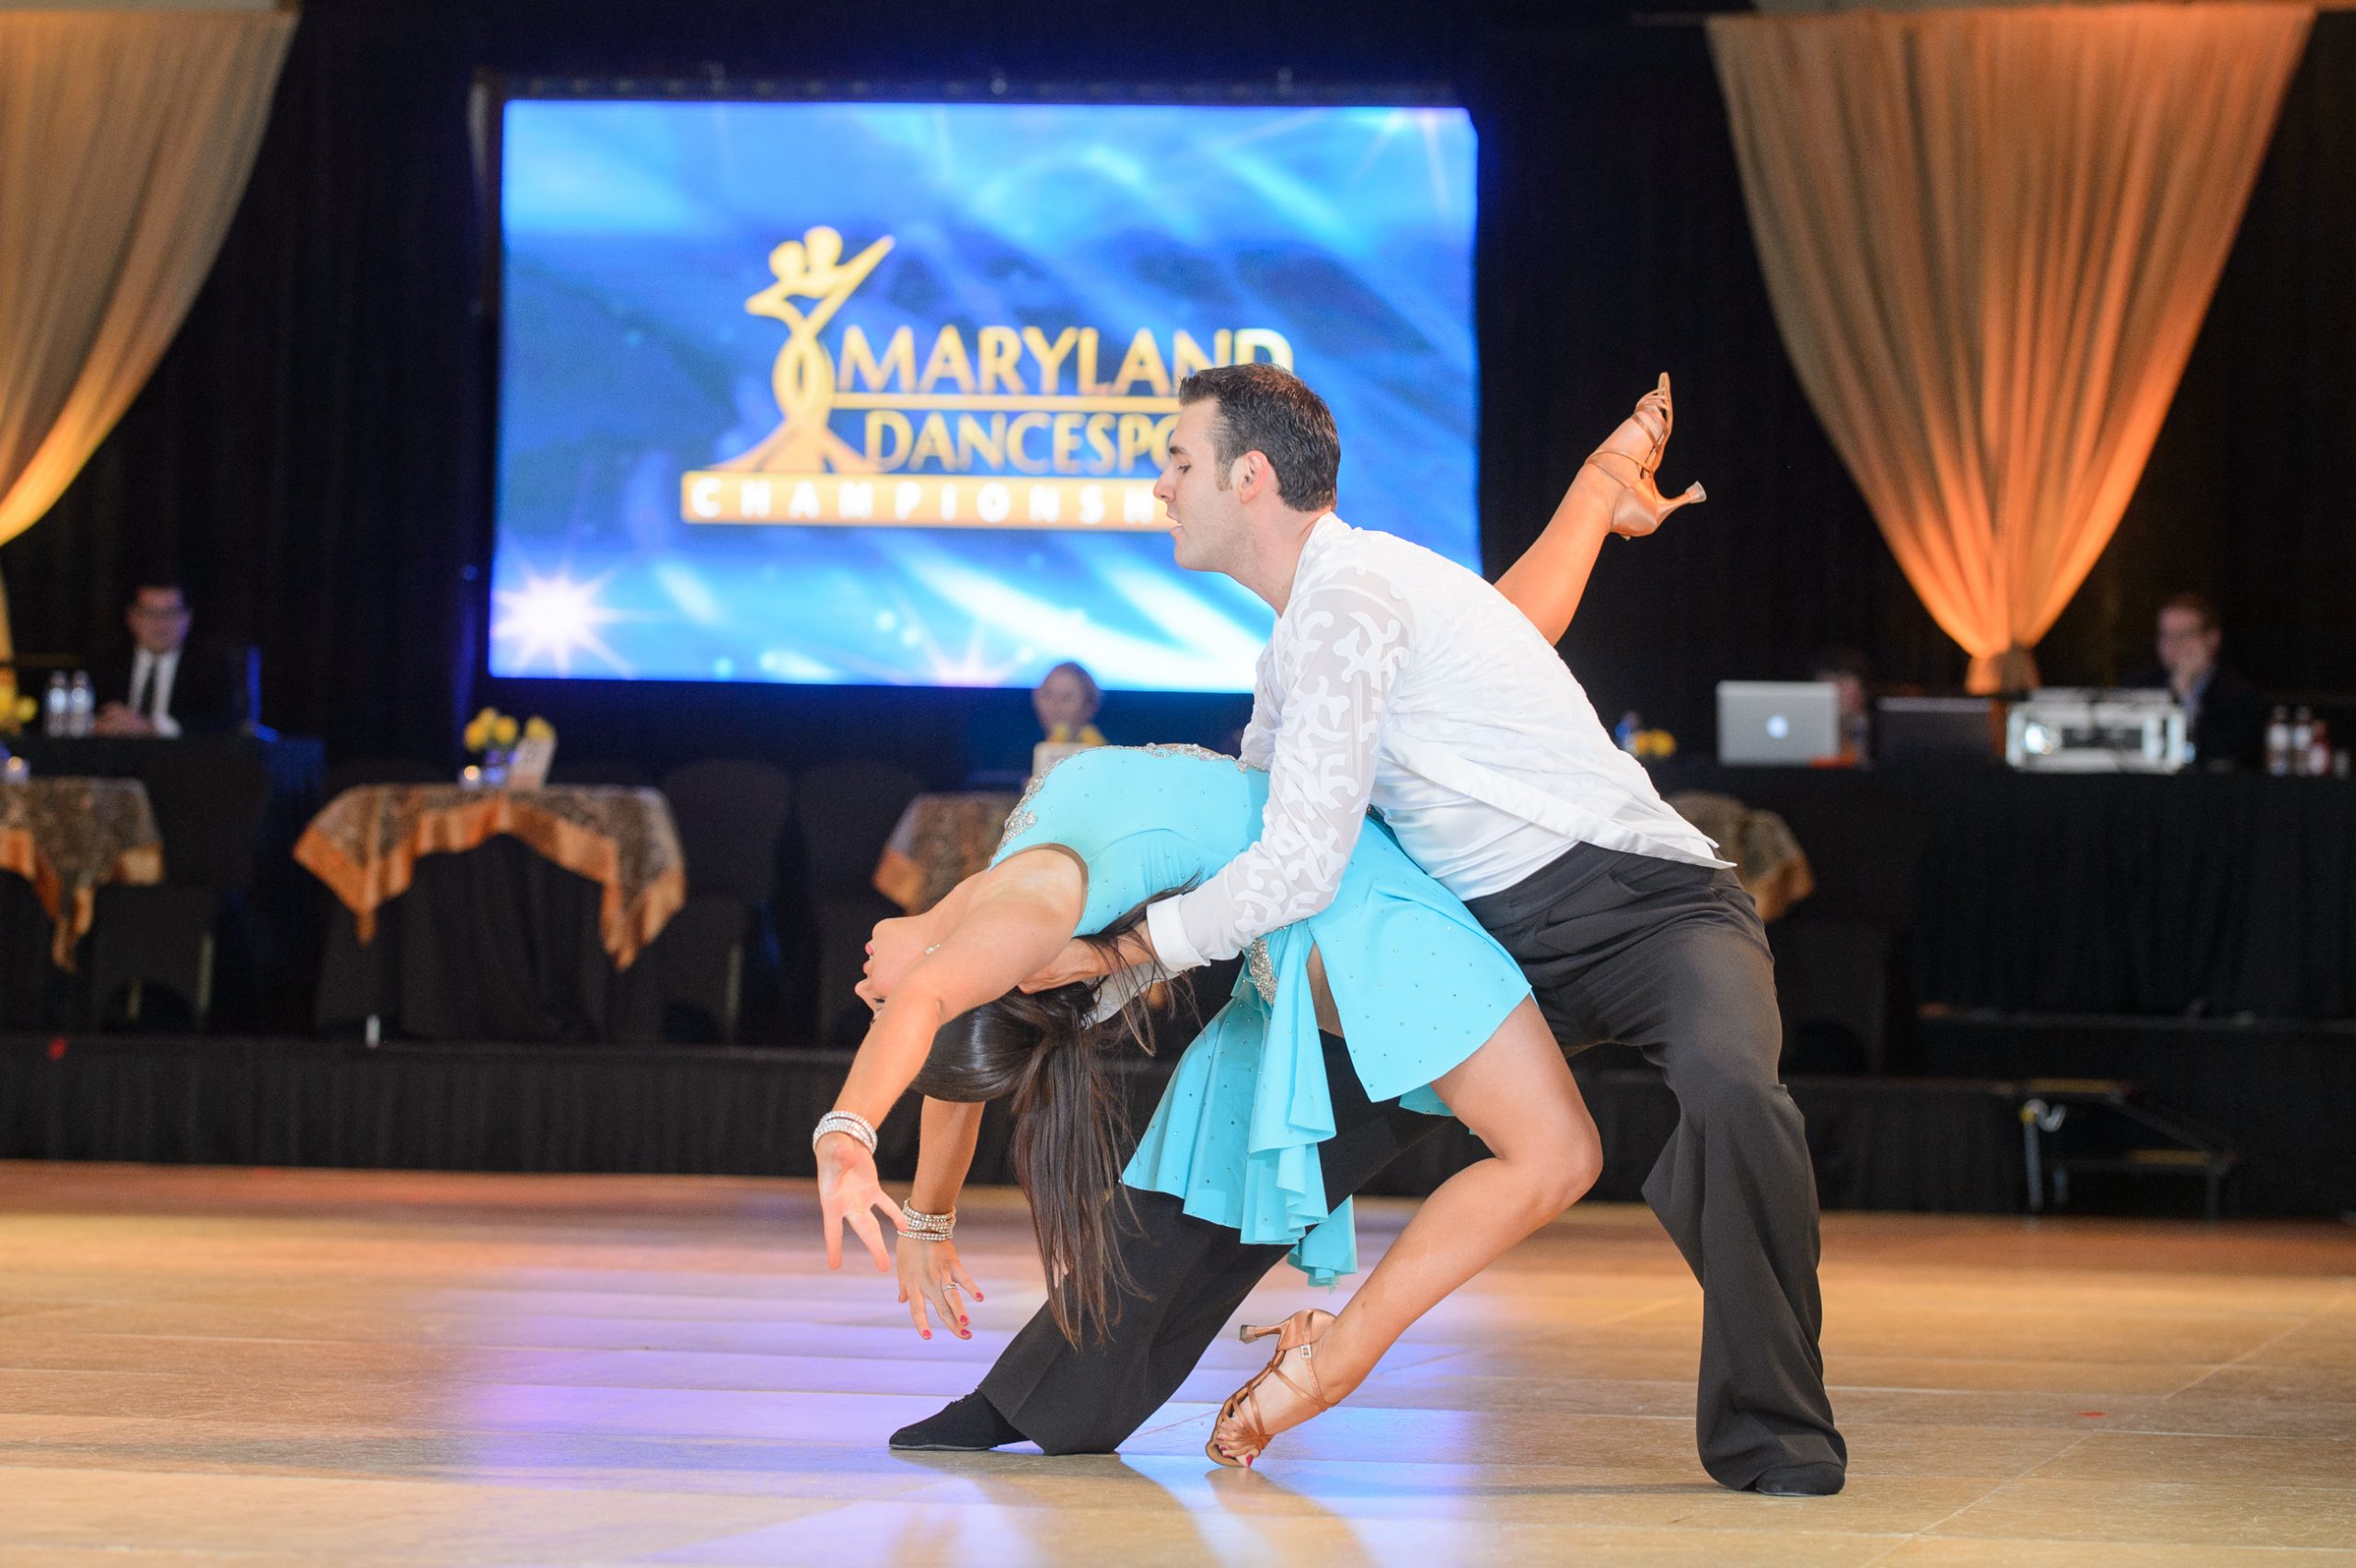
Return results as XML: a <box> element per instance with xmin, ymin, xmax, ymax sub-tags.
<box><xmin>911</xmin><ymin>894</ymin><xmax>1191</xmax><ymax>1346</ymax></box>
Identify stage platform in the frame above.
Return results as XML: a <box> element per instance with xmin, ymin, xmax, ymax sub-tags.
<box><xmin>0</xmin><ymin>1032</ymin><xmax>2035</xmax><ymax>1216</ymax></box>
<box><xmin>0</xmin><ymin>1163</ymin><xmax>2350</xmax><ymax>1563</ymax></box>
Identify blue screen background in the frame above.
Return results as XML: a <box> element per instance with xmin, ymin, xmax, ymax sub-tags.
<box><xmin>492</xmin><ymin>99</ymin><xmax>1477</xmax><ymax>689</ymax></box>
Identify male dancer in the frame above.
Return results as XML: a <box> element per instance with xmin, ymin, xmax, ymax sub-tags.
<box><xmin>891</xmin><ymin>365</ymin><xmax>1844</xmax><ymax>1496</ymax></box>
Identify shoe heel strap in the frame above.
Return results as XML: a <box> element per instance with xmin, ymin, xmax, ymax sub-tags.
<box><xmin>1269</xmin><ymin>1349</ymin><xmax>1336</xmax><ymax>1412</ymax></box>
<box><xmin>1583</xmin><ymin>449</ymin><xmax>1653</xmax><ymax>487</ymax></box>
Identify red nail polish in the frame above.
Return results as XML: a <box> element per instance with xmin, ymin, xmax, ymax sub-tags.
<box><xmin>922</xmin><ymin>1331</ymin><xmax>931</xmax><ymax>1340</ymax></box>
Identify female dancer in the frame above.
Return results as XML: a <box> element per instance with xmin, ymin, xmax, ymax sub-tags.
<box><xmin>816</xmin><ymin>378</ymin><xmax>1703</xmax><ymax>1466</ymax></box>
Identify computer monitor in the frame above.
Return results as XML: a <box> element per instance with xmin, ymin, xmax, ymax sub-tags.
<box><xmin>1876</xmin><ymin>696</ymin><xmax>2000</xmax><ymax>768</ymax></box>
<box><xmin>1716</xmin><ymin>682</ymin><xmax>1842</xmax><ymax>766</ymax></box>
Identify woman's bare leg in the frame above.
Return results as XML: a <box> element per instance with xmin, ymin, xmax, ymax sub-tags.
<box><xmin>1229</xmin><ymin>997</ymin><xmax>1603</xmax><ymax>1442</ymax></box>
<box><xmin>1493</xmin><ymin>464</ymin><xmax>1626</xmax><ymax>646</ymax></box>
<box><xmin>1495</xmin><ymin>379</ymin><xmax>1694</xmax><ymax>643</ymax></box>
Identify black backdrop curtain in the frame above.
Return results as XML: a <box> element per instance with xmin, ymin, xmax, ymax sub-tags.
<box><xmin>4</xmin><ymin>6</ymin><xmax>486</xmax><ymax>765</ymax></box>
<box><xmin>5</xmin><ymin>2</ymin><xmax>2350</xmax><ymax>773</ymax></box>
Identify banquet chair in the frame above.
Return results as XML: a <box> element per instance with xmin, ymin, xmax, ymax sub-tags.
<box><xmin>653</xmin><ymin>759</ymin><xmax>791</xmax><ymax>1043</ymax></box>
<box><xmin>1759</xmin><ymin>782</ymin><xmax>1931</xmax><ymax>1074</ymax></box>
<box><xmin>791</xmin><ymin>759</ymin><xmax>923</xmax><ymax>1047</ymax></box>
<box><xmin>87</xmin><ymin>749</ymin><xmax>271</xmax><ymax>1032</ymax></box>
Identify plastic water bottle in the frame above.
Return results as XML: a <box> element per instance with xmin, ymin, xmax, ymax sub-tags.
<box><xmin>2308</xmin><ymin>718</ymin><xmax>2333</xmax><ymax>780</ymax></box>
<box><xmin>43</xmin><ymin>673</ymin><xmax>68</xmax><ymax>738</ymax></box>
<box><xmin>65</xmin><ymin>672</ymin><xmax>94</xmax><ymax>737</ymax></box>
<box><xmin>2292</xmin><ymin>707</ymin><xmax>2316</xmax><ymax>778</ymax></box>
<box><xmin>2266</xmin><ymin>707</ymin><xmax>2292</xmax><ymax>776</ymax></box>
<box><xmin>1614</xmin><ymin>711</ymin><xmax>1642</xmax><ymax>754</ymax></box>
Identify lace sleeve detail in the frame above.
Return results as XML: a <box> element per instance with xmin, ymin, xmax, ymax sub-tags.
<box><xmin>1157</xmin><ymin>568</ymin><xmax>1414</xmax><ymax>964</ymax></box>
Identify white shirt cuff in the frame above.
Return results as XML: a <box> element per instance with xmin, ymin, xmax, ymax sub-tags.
<box><xmin>154</xmin><ymin>714</ymin><xmax>181</xmax><ymax>738</ymax></box>
<box><xmin>1144</xmin><ymin>897</ymin><xmax>1207</xmax><ymax>974</ymax></box>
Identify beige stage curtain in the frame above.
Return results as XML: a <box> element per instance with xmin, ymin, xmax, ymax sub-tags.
<box><xmin>0</xmin><ymin>7</ymin><xmax>294</xmax><ymax>712</ymax></box>
<box><xmin>1707</xmin><ymin>6</ymin><xmax>2310</xmax><ymax>691</ymax></box>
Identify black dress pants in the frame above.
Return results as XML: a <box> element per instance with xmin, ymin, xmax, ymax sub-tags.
<box><xmin>1462</xmin><ymin>841</ymin><xmax>1845</xmax><ymax>1488</ymax></box>
<box><xmin>979</xmin><ymin>1031</ymin><xmax>1438</xmax><ymax>1455</ymax></box>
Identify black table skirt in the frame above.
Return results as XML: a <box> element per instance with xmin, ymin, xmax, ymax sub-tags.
<box><xmin>1913</xmin><ymin>771</ymin><xmax>2356</xmax><ymax>1018</ymax></box>
<box><xmin>10</xmin><ymin>734</ymin><xmax>325</xmax><ymax>1028</ymax></box>
<box><xmin>1657</xmin><ymin>763</ymin><xmax>2356</xmax><ymax>1020</ymax></box>
<box><xmin>0</xmin><ymin>1034</ymin><xmax>2029</xmax><ymax>1214</ymax></box>
<box><xmin>0</xmin><ymin>873</ymin><xmax>60</xmax><ymax>1029</ymax></box>
<box><xmin>314</xmin><ymin>836</ymin><xmax>662</xmax><ymax>1045</ymax></box>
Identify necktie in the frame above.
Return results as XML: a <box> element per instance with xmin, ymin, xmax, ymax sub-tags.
<box><xmin>133</xmin><ymin>660</ymin><xmax>154</xmax><ymax>720</ymax></box>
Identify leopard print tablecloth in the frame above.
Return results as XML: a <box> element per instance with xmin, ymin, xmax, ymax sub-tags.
<box><xmin>294</xmin><ymin>785</ymin><xmax>686</xmax><ymax>968</ymax></box>
<box><xmin>873</xmin><ymin>785</ymin><xmax>1817</xmax><ymax>926</ymax></box>
<box><xmin>872</xmin><ymin>791</ymin><xmax>1023</xmax><ymax>915</ymax></box>
<box><xmin>0</xmin><ymin>778</ymin><xmax>164</xmax><ymax>967</ymax></box>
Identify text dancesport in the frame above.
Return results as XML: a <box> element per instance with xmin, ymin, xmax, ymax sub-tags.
<box><xmin>679</xmin><ymin>225</ymin><xmax>1294</xmax><ymax>529</ymax></box>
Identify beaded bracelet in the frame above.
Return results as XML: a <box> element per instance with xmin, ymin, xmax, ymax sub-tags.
<box><xmin>812</xmin><ymin>1110</ymin><xmax>877</xmax><ymax>1155</ymax></box>
<box><xmin>900</xmin><ymin>1199</ymin><xmax>955</xmax><ymax>1242</ymax></box>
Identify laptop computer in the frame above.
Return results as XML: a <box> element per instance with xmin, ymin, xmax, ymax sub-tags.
<box><xmin>1716</xmin><ymin>681</ymin><xmax>1842</xmax><ymax>766</ymax></box>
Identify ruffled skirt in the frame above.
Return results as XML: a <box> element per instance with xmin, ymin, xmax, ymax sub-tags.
<box><xmin>1122</xmin><ymin>833</ymin><xmax>1530</xmax><ymax>1285</ymax></box>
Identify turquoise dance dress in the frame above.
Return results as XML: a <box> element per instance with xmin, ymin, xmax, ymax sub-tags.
<box><xmin>990</xmin><ymin>744</ymin><xmax>1531</xmax><ymax>1284</ymax></box>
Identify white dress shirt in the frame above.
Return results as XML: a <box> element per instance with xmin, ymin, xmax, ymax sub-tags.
<box><xmin>1146</xmin><ymin>513</ymin><xmax>1727</xmax><ymax>972</ymax></box>
<box><xmin>129</xmin><ymin>647</ymin><xmax>183</xmax><ymax>738</ymax></box>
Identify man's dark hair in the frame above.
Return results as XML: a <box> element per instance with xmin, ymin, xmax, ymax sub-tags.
<box><xmin>126</xmin><ymin>578</ymin><xmax>188</xmax><ymax>607</ymax></box>
<box><xmin>1175</xmin><ymin>363</ymin><xmax>1340</xmax><ymax>513</ymax></box>
<box><xmin>2158</xmin><ymin>591</ymin><xmax>2221</xmax><ymax>634</ymax></box>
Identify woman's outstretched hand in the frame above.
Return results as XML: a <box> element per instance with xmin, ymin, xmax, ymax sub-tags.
<box><xmin>816</xmin><ymin>1133</ymin><xmax>901</xmax><ymax>1272</ymax></box>
<box><xmin>897</xmin><ymin>1235</ymin><xmax>985</xmax><ymax>1342</ymax></box>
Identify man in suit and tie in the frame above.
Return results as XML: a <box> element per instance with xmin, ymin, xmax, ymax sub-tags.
<box><xmin>2126</xmin><ymin>592</ymin><xmax>2269</xmax><ymax>771</ymax></box>
<box><xmin>89</xmin><ymin>580</ymin><xmax>248</xmax><ymax>737</ymax></box>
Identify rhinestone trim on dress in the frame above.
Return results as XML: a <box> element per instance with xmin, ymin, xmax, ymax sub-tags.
<box><xmin>1246</xmin><ymin>936</ymin><xmax>1277</xmax><ymax>1004</ymax></box>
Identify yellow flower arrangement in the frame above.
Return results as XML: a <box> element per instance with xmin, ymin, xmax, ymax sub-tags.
<box><xmin>463</xmin><ymin>707</ymin><xmax>552</xmax><ymax>755</ymax></box>
<box><xmin>1632</xmin><ymin>729</ymin><xmax>1678</xmax><ymax>761</ymax></box>
<box><xmin>1046</xmin><ymin>722</ymin><xmax>1107</xmax><ymax>746</ymax></box>
<box><xmin>0</xmin><ymin>694</ymin><xmax>36</xmax><ymax>735</ymax></box>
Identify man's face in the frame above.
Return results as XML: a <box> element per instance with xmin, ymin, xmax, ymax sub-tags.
<box><xmin>127</xmin><ymin>588</ymin><xmax>191</xmax><ymax>656</ymax></box>
<box><xmin>2156</xmin><ymin>606</ymin><xmax>2219</xmax><ymax>683</ymax></box>
<box><xmin>1032</xmin><ymin>669</ymin><xmax>1098</xmax><ymax>734</ymax></box>
<box><xmin>1155</xmin><ymin>400</ymin><xmax>1251</xmax><ymax>574</ymax></box>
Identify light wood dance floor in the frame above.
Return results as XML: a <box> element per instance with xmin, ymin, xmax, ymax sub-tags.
<box><xmin>1</xmin><ymin>1162</ymin><xmax>2351</xmax><ymax>1565</ymax></box>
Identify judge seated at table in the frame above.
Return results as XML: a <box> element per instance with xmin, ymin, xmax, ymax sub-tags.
<box><xmin>2126</xmin><ymin>591</ymin><xmax>2267</xmax><ymax>771</ymax></box>
<box><xmin>88</xmin><ymin>580</ymin><xmax>249</xmax><ymax>738</ymax></box>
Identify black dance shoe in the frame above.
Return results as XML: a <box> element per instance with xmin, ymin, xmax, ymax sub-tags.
<box><xmin>889</xmin><ymin>1390</ymin><xmax>1024</xmax><ymax>1451</ymax></box>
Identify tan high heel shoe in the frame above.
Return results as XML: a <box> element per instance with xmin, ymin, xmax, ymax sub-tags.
<box><xmin>1207</xmin><ymin>1308</ymin><xmax>1338</xmax><ymax>1468</ymax></box>
<box><xmin>1583</xmin><ymin>373</ymin><xmax>1706</xmax><ymax>538</ymax></box>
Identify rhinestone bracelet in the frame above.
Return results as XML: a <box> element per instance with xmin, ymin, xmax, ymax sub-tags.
<box><xmin>899</xmin><ymin>1199</ymin><xmax>955</xmax><ymax>1241</ymax></box>
<box><xmin>812</xmin><ymin>1110</ymin><xmax>877</xmax><ymax>1155</ymax></box>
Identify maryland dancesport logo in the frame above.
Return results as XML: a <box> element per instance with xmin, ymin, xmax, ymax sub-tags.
<box><xmin>680</xmin><ymin>226</ymin><xmax>1294</xmax><ymax>529</ymax></box>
